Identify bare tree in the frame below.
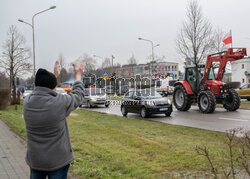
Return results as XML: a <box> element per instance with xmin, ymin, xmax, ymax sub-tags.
<box><xmin>77</xmin><ymin>54</ymin><xmax>97</xmax><ymax>76</ymax></box>
<box><xmin>0</xmin><ymin>25</ymin><xmax>31</xmax><ymax>104</ymax></box>
<box><xmin>57</xmin><ymin>53</ymin><xmax>69</xmax><ymax>83</ymax></box>
<box><xmin>127</xmin><ymin>53</ymin><xmax>137</xmax><ymax>65</ymax></box>
<box><xmin>211</xmin><ymin>28</ymin><xmax>227</xmax><ymax>53</ymax></box>
<box><xmin>176</xmin><ymin>0</ymin><xmax>213</xmax><ymax>65</ymax></box>
<box><xmin>101</xmin><ymin>57</ymin><xmax>112</xmax><ymax>69</ymax></box>
<box><xmin>58</xmin><ymin>53</ymin><xmax>66</xmax><ymax>69</ymax></box>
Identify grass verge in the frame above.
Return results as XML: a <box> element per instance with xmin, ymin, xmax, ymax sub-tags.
<box><xmin>109</xmin><ymin>96</ymin><xmax>123</xmax><ymax>101</ymax></box>
<box><xmin>0</xmin><ymin>104</ymin><xmax>232</xmax><ymax>178</ymax></box>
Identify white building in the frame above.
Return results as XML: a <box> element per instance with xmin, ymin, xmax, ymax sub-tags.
<box><xmin>231</xmin><ymin>57</ymin><xmax>250</xmax><ymax>86</ymax></box>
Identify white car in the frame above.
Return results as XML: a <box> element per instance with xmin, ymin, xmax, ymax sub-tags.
<box><xmin>56</xmin><ymin>88</ymin><xmax>67</xmax><ymax>95</ymax></box>
<box><xmin>82</xmin><ymin>88</ymin><xmax>110</xmax><ymax>108</ymax></box>
<box><xmin>23</xmin><ymin>90</ymin><xmax>33</xmax><ymax>99</ymax></box>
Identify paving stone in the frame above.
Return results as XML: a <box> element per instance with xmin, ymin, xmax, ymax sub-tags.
<box><xmin>0</xmin><ymin>119</ymin><xmax>29</xmax><ymax>178</ymax></box>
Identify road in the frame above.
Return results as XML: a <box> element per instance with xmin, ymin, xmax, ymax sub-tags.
<box><xmin>80</xmin><ymin>101</ymin><xmax>250</xmax><ymax>133</ymax></box>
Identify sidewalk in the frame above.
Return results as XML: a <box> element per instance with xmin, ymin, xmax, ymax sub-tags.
<box><xmin>0</xmin><ymin>119</ymin><xmax>29</xmax><ymax>178</ymax></box>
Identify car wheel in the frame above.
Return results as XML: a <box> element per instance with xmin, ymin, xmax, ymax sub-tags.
<box><xmin>140</xmin><ymin>107</ymin><xmax>148</xmax><ymax>118</ymax></box>
<box><xmin>121</xmin><ymin>105</ymin><xmax>127</xmax><ymax>117</ymax></box>
<box><xmin>87</xmin><ymin>101</ymin><xmax>92</xmax><ymax>108</ymax></box>
<box><xmin>165</xmin><ymin>112</ymin><xmax>171</xmax><ymax>117</ymax></box>
<box><xmin>105</xmin><ymin>102</ymin><xmax>110</xmax><ymax>107</ymax></box>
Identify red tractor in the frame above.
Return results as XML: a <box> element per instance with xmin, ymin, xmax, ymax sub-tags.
<box><xmin>173</xmin><ymin>48</ymin><xmax>247</xmax><ymax>113</ymax></box>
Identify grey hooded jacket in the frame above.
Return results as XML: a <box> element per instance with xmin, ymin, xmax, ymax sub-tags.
<box><xmin>23</xmin><ymin>81</ymin><xmax>84</xmax><ymax>171</ymax></box>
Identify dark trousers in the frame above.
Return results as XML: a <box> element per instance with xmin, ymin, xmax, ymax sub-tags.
<box><xmin>30</xmin><ymin>164</ymin><xmax>70</xmax><ymax>179</ymax></box>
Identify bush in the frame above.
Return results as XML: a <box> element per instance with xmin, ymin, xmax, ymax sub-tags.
<box><xmin>0</xmin><ymin>89</ymin><xmax>10</xmax><ymax>110</ymax></box>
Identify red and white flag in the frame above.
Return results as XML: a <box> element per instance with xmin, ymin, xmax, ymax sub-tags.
<box><xmin>222</xmin><ymin>30</ymin><xmax>232</xmax><ymax>45</ymax></box>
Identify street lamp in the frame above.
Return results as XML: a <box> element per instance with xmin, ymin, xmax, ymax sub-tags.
<box><xmin>138</xmin><ymin>37</ymin><xmax>160</xmax><ymax>77</ymax></box>
<box><xmin>18</xmin><ymin>5</ymin><xmax>56</xmax><ymax>78</ymax></box>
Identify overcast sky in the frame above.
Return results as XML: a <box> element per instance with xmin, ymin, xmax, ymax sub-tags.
<box><xmin>1</xmin><ymin>0</ymin><xmax>250</xmax><ymax>73</ymax></box>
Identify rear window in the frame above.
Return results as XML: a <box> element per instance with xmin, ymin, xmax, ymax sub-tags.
<box><xmin>85</xmin><ymin>88</ymin><xmax>105</xmax><ymax>95</ymax></box>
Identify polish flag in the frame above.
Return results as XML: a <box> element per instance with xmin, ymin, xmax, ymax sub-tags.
<box><xmin>222</xmin><ymin>30</ymin><xmax>232</xmax><ymax>45</ymax></box>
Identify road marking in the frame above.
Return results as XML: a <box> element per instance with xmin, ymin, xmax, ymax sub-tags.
<box><xmin>219</xmin><ymin>117</ymin><xmax>248</xmax><ymax>122</ymax></box>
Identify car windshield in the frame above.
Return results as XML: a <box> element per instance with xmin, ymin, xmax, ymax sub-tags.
<box><xmin>85</xmin><ymin>88</ymin><xmax>105</xmax><ymax>95</ymax></box>
<box><xmin>134</xmin><ymin>90</ymin><xmax>163</xmax><ymax>99</ymax></box>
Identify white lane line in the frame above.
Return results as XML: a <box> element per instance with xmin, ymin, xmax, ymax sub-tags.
<box><xmin>219</xmin><ymin>117</ymin><xmax>249</xmax><ymax>122</ymax></box>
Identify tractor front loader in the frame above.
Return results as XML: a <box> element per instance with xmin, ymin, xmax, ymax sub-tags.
<box><xmin>173</xmin><ymin>48</ymin><xmax>247</xmax><ymax>113</ymax></box>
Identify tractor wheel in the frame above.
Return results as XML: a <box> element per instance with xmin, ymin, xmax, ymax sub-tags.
<box><xmin>173</xmin><ymin>85</ymin><xmax>191</xmax><ymax>111</ymax></box>
<box><xmin>198</xmin><ymin>90</ymin><xmax>216</xmax><ymax>113</ymax></box>
<box><xmin>223</xmin><ymin>89</ymin><xmax>241</xmax><ymax>111</ymax></box>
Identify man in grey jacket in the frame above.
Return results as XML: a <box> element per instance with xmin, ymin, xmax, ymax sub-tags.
<box><xmin>23</xmin><ymin>61</ymin><xmax>84</xmax><ymax>179</ymax></box>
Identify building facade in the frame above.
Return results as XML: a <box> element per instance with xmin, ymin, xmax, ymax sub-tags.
<box><xmin>155</xmin><ymin>62</ymin><xmax>179</xmax><ymax>79</ymax></box>
<box><xmin>231</xmin><ymin>57</ymin><xmax>250</xmax><ymax>86</ymax></box>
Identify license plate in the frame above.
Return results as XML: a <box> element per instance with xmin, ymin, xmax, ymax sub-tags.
<box><xmin>159</xmin><ymin>108</ymin><xmax>168</xmax><ymax>111</ymax></box>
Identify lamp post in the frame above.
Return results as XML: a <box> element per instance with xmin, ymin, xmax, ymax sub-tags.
<box><xmin>18</xmin><ymin>5</ymin><xmax>56</xmax><ymax>78</ymax></box>
<box><xmin>138</xmin><ymin>37</ymin><xmax>160</xmax><ymax>78</ymax></box>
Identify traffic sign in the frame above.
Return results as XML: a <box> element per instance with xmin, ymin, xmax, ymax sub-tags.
<box><xmin>104</xmin><ymin>76</ymin><xmax>108</xmax><ymax>81</ymax></box>
<box><xmin>104</xmin><ymin>71</ymin><xmax>108</xmax><ymax>76</ymax></box>
<box><xmin>169</xmin><ymin>73</ymin><xmax>174</xmax><ymax>77</ymax></box>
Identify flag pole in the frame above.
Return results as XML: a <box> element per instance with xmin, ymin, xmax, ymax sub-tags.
<box><xmin>231</xmin><ymin>29</ymin><xmax>233</xmax><ymax>48</ymax></box>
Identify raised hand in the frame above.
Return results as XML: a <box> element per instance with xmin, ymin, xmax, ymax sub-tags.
<box><xmin>54</xmin><ymin>61</ymin><xmax>60</xmax><ymax>78</ymax></box>
<box><xmin>72</xmin><ymin>61</ymin><xmax>84</xmax><ymax>81</ymax></box>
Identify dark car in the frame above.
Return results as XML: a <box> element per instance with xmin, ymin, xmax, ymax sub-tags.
<box><xmin>121</xmin><ymin>89</ymin><xmax>172</xmax><ymax>118</ymax></box>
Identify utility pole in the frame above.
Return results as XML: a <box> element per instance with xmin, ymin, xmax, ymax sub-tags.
<box><xmin>111</xmin><ymin>55</ymin><xmax>115</xmax><ymax>77</ymax></box>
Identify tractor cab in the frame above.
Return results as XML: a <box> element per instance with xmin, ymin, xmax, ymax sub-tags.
<box><xmin>184</xmin><ymin>64</ymin><xmax>205</xmax><ymax>93</ymax></box>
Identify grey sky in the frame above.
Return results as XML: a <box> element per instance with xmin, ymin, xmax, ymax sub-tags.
<box><xmin>1</xmin><ymin>0</ymin><xmax>250</xmax><ymax>73</ymax></box>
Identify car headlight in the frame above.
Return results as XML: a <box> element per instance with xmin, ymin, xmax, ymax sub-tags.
<box><xmin>90</xmin><ymin>96</ymin><xmax>97</xmax><ymax>101</ymax></box>
<box><xmin>146</xmin><ymin>101</ymin><xmax>155</xmax><ymax>106</ymax></box>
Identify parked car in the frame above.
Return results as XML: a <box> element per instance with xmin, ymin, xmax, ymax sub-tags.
<box><xmin>236</xmin><ymin>84</ymin><xmax>250</xmax><ymax>101</ymax></box>
<box><xmin>82</xmin><ymin>88</ymin><xmax>110</xmax><ymax>108</ymax></box>
<box><xmin>23</xmin><ymin>90</ymin><xmax>33</xmax><ymax>99</ymax></box>
<box><xmin>56</xmin><ymin>88</ymin><xmax>67</xmax><ymax>95</ymax></box>
<box><xmin>121</xmin><ymin>89</ymin><xmax>172</xmax><ymax>118</ymax></box>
